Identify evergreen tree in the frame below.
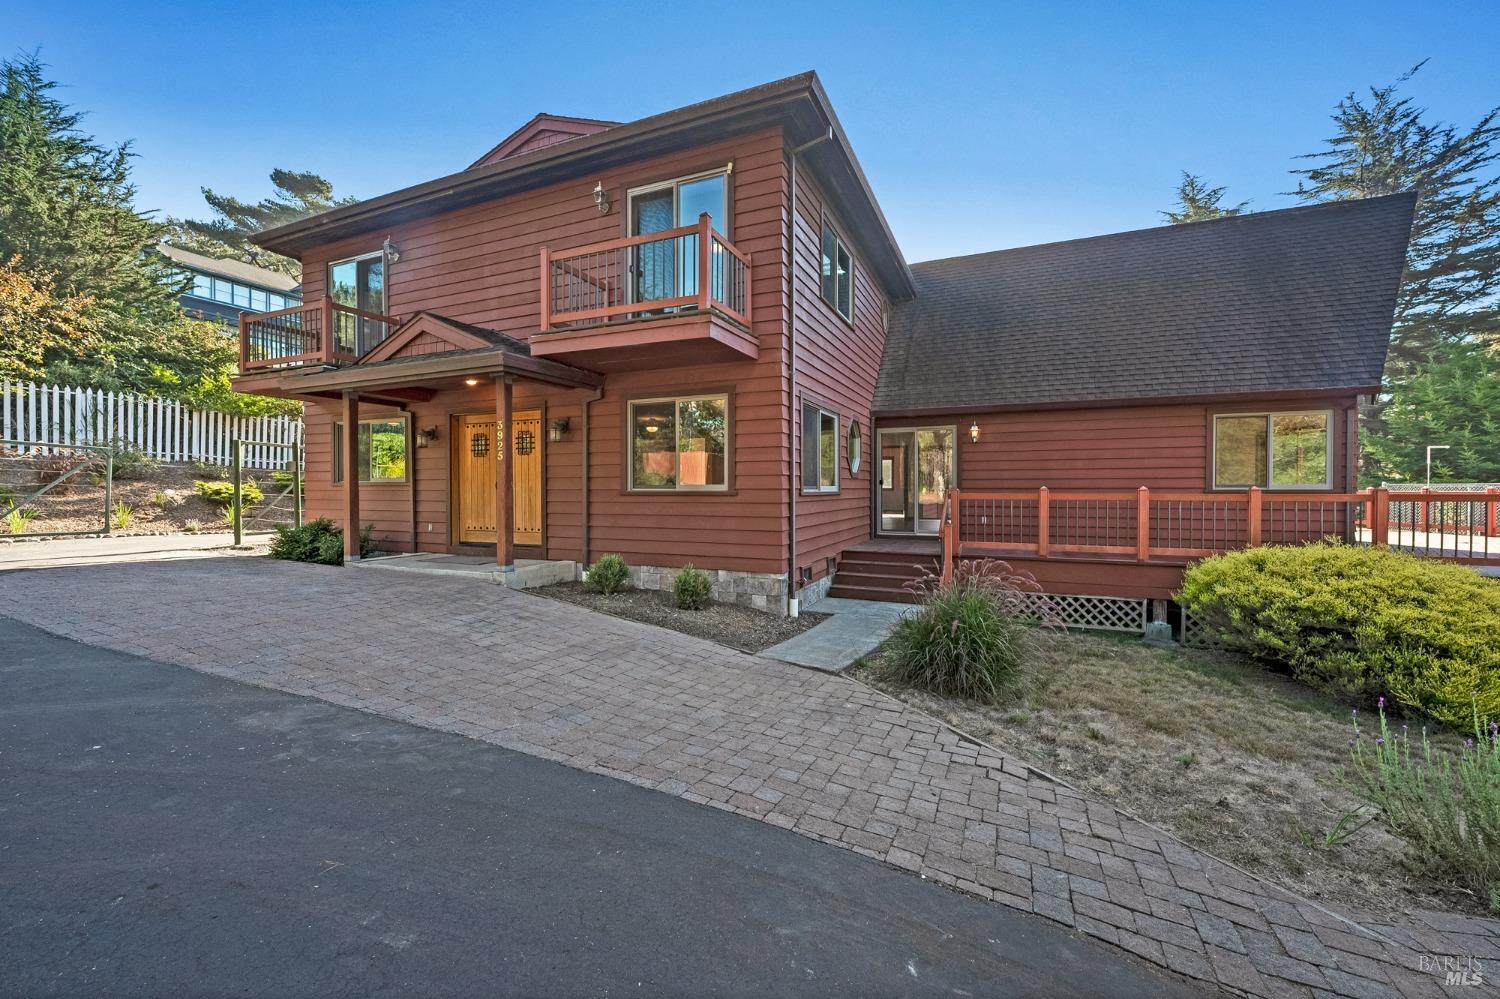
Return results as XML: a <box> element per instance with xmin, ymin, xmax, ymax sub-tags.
<box><xmin>1361</xmin><ymin>341</ymin><xmax>1500</xmax><ymax>483</ymax></box>
<box><xmin>0</xmin><ymin>53</ymin><xmax>175</xmax><ymax>319</ymax></box>
<box><xmin>1162</xmin><ymin>172</ymin><xmax>1248</xmax><ymax>224</ymax></box>
<box><xmin>1292</xmin><ymin>63</ymin><xmax>1500</xmax><ymax>367</ymax></box>
<box><xmin>168</xmin><ymin>169</ymin><xmax>353</xmax><ymax>278</ymax></box>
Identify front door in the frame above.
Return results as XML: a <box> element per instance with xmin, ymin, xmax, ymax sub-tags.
<box><xmin>452</xmin><ymin>410</ymin><xmax>543</xmax><ymax>547</ymax></box>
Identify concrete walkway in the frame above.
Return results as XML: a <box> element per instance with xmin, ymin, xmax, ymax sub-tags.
<box><xmin>762</xmin><ymin>596</ymin><xmax>912</xmax><ymax>671</ymax></box>
<box><xmin>1</xmin><ymin>559</ymin><xmax>1493</xmax><ymax>998</ymax></box>
<box><xmin>353</xmin><ymin>551</ymin><xmax>576</xmax><ymax>589</ymax></box>
<box><xmin>0</xmin><ymin>531</ymin><xmax>269</xmax><ymax>571</ymax></box>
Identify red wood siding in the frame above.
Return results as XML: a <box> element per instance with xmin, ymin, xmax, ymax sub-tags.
<box><xmin>932</xmin><ymin>396</ymin><xmax>1359</xmax><ymax>494</ymax></box>
<box><xmin>790</xmin><ymin>166</ymin><xmax>890</xmax><ymax>586</ymax></box>
<box><xmin>296</xmin><ymin>128</ymin><xmax>792</xmax><ymax>575</ymax></box>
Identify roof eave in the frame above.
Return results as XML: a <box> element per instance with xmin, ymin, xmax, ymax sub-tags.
<box><xmin>872</xmin><ymin>385</ymin><xmax>1381</xmax><ymax>420</ymax></box>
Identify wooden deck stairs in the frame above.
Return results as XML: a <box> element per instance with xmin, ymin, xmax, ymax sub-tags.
<box><xmin>827</xmin><ymin>539</ymin><xmax>940</xmax><ymax>604</ymax></box>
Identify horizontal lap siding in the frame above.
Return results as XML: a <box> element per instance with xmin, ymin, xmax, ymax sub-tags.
<box><xmin>298</xmin><ymin>128</ymin><xmax>791</xmax><ymax>574</ymax></box>
<box><xmin>791</xmin><ymin>168</ymin><xmax>888</xmax><ymax>584</ymax></box>
<box><xmin>946</xmin><ymin>396</ymin><xmax>1358</xmax><ymax>492</ymax></box>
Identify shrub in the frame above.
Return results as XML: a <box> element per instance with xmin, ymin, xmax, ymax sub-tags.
<box><xmin>267</xmin><ymin>518</ymin><xmax>374</xmax><ymax>565</ymax></box>
<box><xmin>111</xmin><ymin>501</ymin><xmax>132</xmax><ymax>529</ymax></box>
<box><xmin>1349</xmin><ymin>701</ymin><xmax>1500</xmax><ymax>911</ymax></box>
<box><xmin>881</xmin><ymin>560</ymin><xmax>1042</xmax><ymax>704</ymax></box>
<box><xmin>586</xmin><ymin>553</ymin><xmax>629</xmax><ymax>594</ymax></box>
<box><xmin>6</xmin><ymin>507</ymin><xmax>37</xmax><ymax>535</ymax></box>
<box><xmin>194</xmin><ymin>479</ymin><xmax>263</xmax><ymax>506</ymax></box>
<box><xmin>191</xmin><ymin>459</ymin><xmax>227</xmax><ymax>479</ymax></box>
<box><xmin>1178</xmin><ymin>542</ymin><xmax>1500</xmax><ymax>727</ymax></box>
<box><xmin>182</xmin><ymin>519</ymin><xmax>201</xmax><ymax>534</ymax></box>
<box><xmin>673</xmin><ymin>565</ymin><xmax>712</xmax><ymax>610</ymax></box>
<box><xmin>108</xmin><ymin>441</ymin><xmax>158</xmax><ymax>481</ymax></box>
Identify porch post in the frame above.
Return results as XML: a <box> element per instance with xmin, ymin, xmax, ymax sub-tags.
<box><xmin>342</xmin><ymin>391</ymin><xmax>361</xmax><ymax>560</ymax></box>
<box><xmin>495</xmin><ymin>375</ymin><xmax>515</xmax><ymax>570</ymax></box>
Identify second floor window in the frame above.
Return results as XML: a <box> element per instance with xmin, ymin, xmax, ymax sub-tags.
<box><xmin>820</xmin><ymin>220</ymin><xmax>854</xmax><ymax>322</ymax></box>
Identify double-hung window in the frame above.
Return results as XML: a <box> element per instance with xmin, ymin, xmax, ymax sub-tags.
<box><xmin>801</xmin><ymin>402</ymin><xmax>839</xmax><ymax>493</ymax></box>
<box><xmin>333</xmin><ymin>417</ymin><xmax>409</xmax><ymax>483</ymax></box>
<box><xmin>820</xmin><ymin>220</ymin><xmax>854</xmax><ymax>322</ymax></box>
<box><xmin>1212</xmin><ymin>411</ymin><xmax>1331</xmax><ymax>489</ymax></box>
<box><xmin>628</xmin><ymin>394</ymin><xmax>729</xmax><ymax>491</ymax></box>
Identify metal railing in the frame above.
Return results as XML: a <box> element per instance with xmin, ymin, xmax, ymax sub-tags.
<box><xmin>540</xmin><ymin>213</ymin><xmax>752</xmax><ymax>330</ymax></box>
<box><xmin>239</xmin><ymin>300</ymin><xmax>398</xmax><ymax>371</ymax></box>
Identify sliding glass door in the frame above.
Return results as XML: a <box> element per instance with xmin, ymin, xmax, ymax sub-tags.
<box><xmin>877</xmin><ymin>427</ymin><xmax>956</xmax><ymax>535</ymax></box>
<box><xmin>628</xmin><ymin>171</ymin><xmax>728</xmax><ymax>306</ymax></box>
<box><xmin>328</xmin><ymin>252</ymin><xmax>387</xmax><ymax>355</ymax></box>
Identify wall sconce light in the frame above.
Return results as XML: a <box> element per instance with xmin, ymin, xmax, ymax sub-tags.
<box><xmin>969</xmin><ymin>421</ymin><xmax>981</xmax><ymax>444</ymax></box>
<box><xmin>414</xmin><ymin>426</ymin><xmax>438</xmax><ymax>449</ymax></box>
<box><xmin>383</xmin><ymin>236</ymin><xmax>401</xmax><ymax>263</ymax></box>
<box><xmin>593</xmin><ymin>181</ymin><xmax>610</xmax><ymax>214</ymax></box>
<box><xmin>548</xmin><ymin>418</ymin><xmax>570</xmax><ymax>443</ymax></box>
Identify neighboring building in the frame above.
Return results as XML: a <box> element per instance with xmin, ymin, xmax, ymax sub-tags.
<box><xmin>157</xmin><ymin>242</ymin><xmax>301</xmax><ymax>325</ymax></box>
<box><xmin>232</xmin><ymin>73</ymin><xmax>1416</xmax><ymax>614</ymax></box>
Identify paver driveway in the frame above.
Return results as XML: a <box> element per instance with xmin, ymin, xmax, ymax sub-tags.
<box><xmin>2</xmin><ymin>558</ymin><xmax>1494</xmax><ymax>998</ymax></box>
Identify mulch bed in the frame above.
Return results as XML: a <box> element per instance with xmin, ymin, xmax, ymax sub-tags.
<box><xmin>531</xmin><ymin>581</ymin><xmax>827</xmax><ymax>653</ymax></box>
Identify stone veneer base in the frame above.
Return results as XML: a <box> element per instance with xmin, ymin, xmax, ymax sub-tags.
<box><xmin>624</xmin><ymin>565</ymin><xmax>789</xmax><ymax>614</ymax></box>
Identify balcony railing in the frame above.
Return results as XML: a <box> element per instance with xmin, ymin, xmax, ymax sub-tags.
<box><xmin>239</xmin><ymin>300</ymin><xmax>398</xmax><ymax>371</ymax></box>
<box><xmin>939</xmin><ymin>486</ymin><xmax>1500</xmax><ymax>584</ymax></box>
<box><xmin>539</xmin><ymin>213</ymin><xmax>752</xmax><ymax>331</ymax></box>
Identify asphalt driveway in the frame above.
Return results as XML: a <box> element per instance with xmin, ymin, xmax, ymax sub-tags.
<box><xmin>0</xmin><ymin>617</ymin><xmax>1199</xmax><ymax>998</ymax></box>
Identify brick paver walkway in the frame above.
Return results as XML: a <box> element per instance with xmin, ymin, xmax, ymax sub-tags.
<box><xmin>4</xmin><ymin>560</ymin><xmax>1494</xmax><ymax>997</ymax></box>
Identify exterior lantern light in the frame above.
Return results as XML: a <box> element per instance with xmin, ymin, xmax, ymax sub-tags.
<box><xmin>415</xmin><ymin>426</ymin><xmax>438</xmax><ymax>449</ymax></box>
<box><xmin>548</xmin><ymin>418</ymin><xmax>570</xmax><ymax>443</ymax></box>
<box><xmin>593</xmin><ymin>181</ymin><xmax>610</xmax><ymax>214</ymax></box>
<box><xmin>382</xmin><ymin>236</ymin><xmax>401</xmax><ymax>263</ymax></box>
<box><xmin>969</xmin><ymin>421</ymin><xmax>980</xmax><ymax>444</ymax></box>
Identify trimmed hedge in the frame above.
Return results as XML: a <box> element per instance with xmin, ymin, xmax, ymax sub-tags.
<box><xmin>1178</xmin><ymin>542</ymin><xmax>1500</xmax><ymax>727</ymax></box>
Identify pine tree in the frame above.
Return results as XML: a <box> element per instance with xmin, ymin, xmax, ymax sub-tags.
<box><xmin>168</xmin><ymin>169</ymin><xmax>354</xmax><ymax>278</ymax></box>
<box><xmin>1361</xmin><ymin>341</ymin><xmax>1500</xmax><ymax>483</ymax></box>
<box><xmin>0</xmin><ymin>54</ymin><xmax>174</xmax><ymax>318</ymax></box>
<box><xmin>1162</xmin><ymin>172</ymin><xmax>1249</xmax><ymax>224</ymax></box>
<box><xmin>1292</xmin><ymin>63</ymin><xmax>1500</xmax><ymax>367</ymax></box>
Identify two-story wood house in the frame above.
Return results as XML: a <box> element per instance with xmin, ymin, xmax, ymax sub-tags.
<box><xmin>233</xmin><ymin>72</ymin><xmax>1416</xmax><ymax>616</ymax></box>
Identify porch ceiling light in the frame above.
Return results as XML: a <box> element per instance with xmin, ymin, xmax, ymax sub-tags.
<box><xmin>464</xmin><ymin>377</ymin><xmax>480</xmax><ymax>387</ymax></box>
<box><xmin>969</xmin><ymin>421</ymin><xmax>980</xmax><ymax>444</ymax></box>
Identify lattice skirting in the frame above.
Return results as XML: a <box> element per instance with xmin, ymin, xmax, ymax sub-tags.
<box><xmin>1020</xmin><ymin>592</ymin><xmax>1148</xmax><ymax>634</ymax></box>
<box><xmin>1180</xmin><ymin>609</ymin><xmax>1233</xmax><ymax>650</ymax></box>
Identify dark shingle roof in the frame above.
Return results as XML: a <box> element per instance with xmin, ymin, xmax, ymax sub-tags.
<box><xmin>873</xmin><ymin>193</ymin><xmax>1415</xmax><ymax>413</ymax></box>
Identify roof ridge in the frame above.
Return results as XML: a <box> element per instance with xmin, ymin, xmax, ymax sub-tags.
<box><xmin>908</xmin><ymin>192</ymin><xmax>1418</xmax><ymax>270</ymax></box>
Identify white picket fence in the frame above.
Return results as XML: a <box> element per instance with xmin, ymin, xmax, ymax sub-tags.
<box><xmin>1</xmin><ymin>379</ymin><xmax>303</xmax><ymax>471</ymax></box>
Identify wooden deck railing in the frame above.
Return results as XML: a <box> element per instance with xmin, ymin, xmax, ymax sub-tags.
<box><xmin>939</xmin><ymin>486</ymin><xmax>1500</xmax><ymax>582</ymax></box>
<box><xmin>539</xmin><ymin>213</ymin><xmax>752</xmax><ymax>331</ymax></box>
<box><xmin>238</xmin><ymin>300</ymin><xmax>399</xmax><ymax>371</ymax></box>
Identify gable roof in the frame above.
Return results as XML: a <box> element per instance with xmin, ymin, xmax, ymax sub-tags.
<box><xmin>468</xmin><ymin>114</ymin><xmax>620</xmax><ymax>168</ymax></box>
<box><xmin>156</xmin><ymin>243</ymin><xmax>300</xmax><ymax>293</ymax></box>
<box><xmin>250</xmin><ymin>73</ymin><xmax>914</xmax><ymax>300</ymax></box>
<box><xmin>360</xmin><ymin>311</ymin><xmax>531</xmax><ymax>364</ymax></box>
<box><xmin>872</xmin><ymin>194</ymin><xmax>1416</xmax><ymax>415</ymax></box>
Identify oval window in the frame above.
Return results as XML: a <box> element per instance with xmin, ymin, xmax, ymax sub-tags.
<box><xmin>847</xmin><ymin>419</ymin><xmax>862</xmax><ymax>475</ymax></box>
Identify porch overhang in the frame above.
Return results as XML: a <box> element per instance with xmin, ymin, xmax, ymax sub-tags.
<box><xmin>528</xmin><ymin>311</ymin><xmax>758</xmax><ymax>373</ymax></box>
<box><xmin>276</xmin><ymin>345</ymin><xmax>603</xmax><ymax>397</ymax></box>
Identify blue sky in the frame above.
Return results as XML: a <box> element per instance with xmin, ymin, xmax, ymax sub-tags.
<box><xmin>10</xmin><ymin>0</ymin><xmax>1497</xmax><ymax>262</ymax></box>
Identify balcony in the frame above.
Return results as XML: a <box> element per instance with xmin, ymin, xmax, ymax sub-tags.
<box><xmin>238</xmin><ymin>300</ymin><xmax>398</xmax><ymax>372</ymax></box>
<box><xmin>531</xmin><ymin>213</ymin><xmax>757</xmax><ymax>372</ymax></box>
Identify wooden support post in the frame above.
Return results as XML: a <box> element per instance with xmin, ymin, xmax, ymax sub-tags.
<box><xmin>942</xmin><ymin>488</ymin><xmax>959</xmax><ymax>586</ymax></box>
<box><xmin>1246</xmin><ymin>486</ymin><xmax>1262</xmax><ymax>548</ymax></box>
<box><xmin>231</xmin><ymin>439</ymin><xmax>243</xmax><ymax>547</ymax></box>
<box><xmin>697</xmin><ymin>212</ymin><xmax>713</xmax><ymax>312</ymax></box>
<box><xmin>323</xmin><ymin>300</ymin><xmax>337</xmax><ymax>365</ymax></box>
<box><xmin>1371</xmin><ymin>487</ymin><xmax>1390</xmax><ymax>547</ymax></box>
<box><xmin>1136</xmin><ymin>485</ymin><xmax>1151</xmax><ymax>562</ymax></box>
<box><xmin>1418</xmin><ymin>487</ymin><xmax>1431</xmax><ymax>534</ymax></box>
<box><xmin>538</xmin><ymin>247</ymin><xmax>552</xmax><ymax>331</ymax></box>
<box><xmin>342</xmin><ymin>391</ymin><xmax>360</xmax><ymax>559</ymax></box>
<box><xmin>237</xmin><ymin>312</ymin><xmax>250</xmax><ymax>373</ymax></box>
<box><xmin>1036</xmin><ymin>486</ymin><xmax>1050</xmax><ymax>558</ymax></box>
<box><xmin>1488</xmin><ymin>488</ymin><xmax>1499</xmax><ymax>538</ymax></box>
<box><xmin>496</xmin><ymin>375</ymin><xmax>514</xmax><ymax>571</ymax></box>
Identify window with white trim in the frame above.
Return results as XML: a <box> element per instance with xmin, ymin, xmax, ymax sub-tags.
<box><xmin>801</xmin><ymin>401</ymin><xmax>839</xmax><ymax>492</ymax></box>
<box><xmin>820</xmin><ymin>220</ymin><xmax>854</xmax><ymax>321</ymax></box>
<box><xmin>628</xmin><ymin>395</ymin><xmax>729</xmax><ymax>491</ymax></box>
<box><xmin>1212</xmin><ymin>411</ymin><xmax>1331</xmax><ymax>489</ymax></box>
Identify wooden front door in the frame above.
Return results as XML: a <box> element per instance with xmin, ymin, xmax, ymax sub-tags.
<box><xmin>452</xmin><ymin>410</ymin><xmax>543</xmax><ymax>547</ymax></box>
